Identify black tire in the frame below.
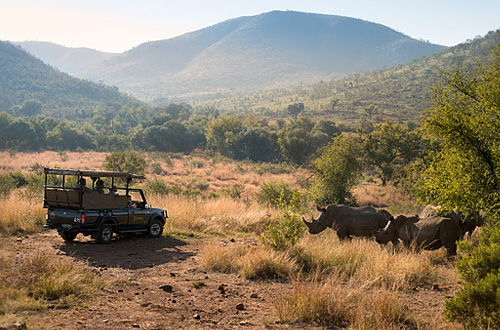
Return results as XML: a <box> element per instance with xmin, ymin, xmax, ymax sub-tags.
<box><xmin>148</xmin><ymin>219</ymin><xmax>163</xmax><ymax>238</ymax></box>
<box><xmin>96</xmin><ymin>225</ymin><xmax>113</xmax><ymax>244</ymax></box>
<box><xmin>60</xmin><ymin>231</ymin><xmax>77</xmax><ymax>242</ymax></box>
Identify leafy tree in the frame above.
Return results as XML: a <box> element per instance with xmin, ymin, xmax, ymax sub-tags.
<box><xmin>363</xmin><ymin>120</ymin><xmax>423</xmax><ymax>185</ymax></box>
<box><xmin>407</xmin><ymin>38</ymin><xmax>500</xmax><ymax>328</ymax></box>
<box><xmin>278</xmin><ymin>118</ymin><xmax>340</xmax><ymax>165</ymax></box>
<box><xmin>231</xmin><ymin>127</ymin><xmax>278</xmax><ymax>162</ymax></box>
<box><xmin>46</xmin><ymin>122</ymin><xmax>93</xmax><ymax>151</ymax></box>
<box><xmin>286</xmin><ymin>102</ymin><xmax>305</xmax><ymax>119</ymax></box>
<box><xmin>205</xmin><ymin>115</ymin><xmax>243</xmax><ymax>156</ymax></box>
<box><xmin>310</xmin><ymin>134</ymin><xmax>362</xmax><ymax>205</ymax></box>
<box><xmin>103</xmin><ymin>152</ymin><xmax>146</xmax><ymax>175</ymax></box>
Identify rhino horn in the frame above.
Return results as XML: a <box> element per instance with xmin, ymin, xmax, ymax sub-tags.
<box><xmin>302</xmin><ymin>217</ymin><xmax>313</xmax><ymax>228</ymax></box>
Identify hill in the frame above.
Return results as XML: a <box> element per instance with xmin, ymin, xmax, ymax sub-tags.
<box><xmin>190</xmin><ymin>30</ymin><xmax>500</xmax><ymax>125</ymax></box>
<box><xmin>13</xmin><ymin>41</ymin><xmax>118</xmax><ymax>74</ymax></box>
<box><xmin>76</xmin><ymin>10</ymin><xmax>445</xmax><ymax>101</ymax></box>
<box><xmin>0</xmin><ymin>41</ymin><xmax>137</xmax><ymax>120</ymax></box>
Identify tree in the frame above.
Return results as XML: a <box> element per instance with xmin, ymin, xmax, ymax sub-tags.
<box><xmin>286</xmin><ymin>103</ymin><xmax>305</xmax><ymax>119</ymax></box>
<box><xmin>205</xmin><ymin>115</ymin><xmax>243</xmax><ymax>156</ymax></box>
<box><xmin>363</xmin><ymin>120</ymin><xmax>423</xmax><ymax>185</ymax></box>
<box><xmin>310</xmin><ymin>134</ymin><xmax>362</xmax><ymax>205</ymax></box>
<box><xmin>408</xmin><ymin>38</ymin><xmax>500</xmax><ymax>328</ymax></box>
<box><xmin>103</xmin><ymin>152</ymin><xmax>146</xmax><ymax>175</ymax></box>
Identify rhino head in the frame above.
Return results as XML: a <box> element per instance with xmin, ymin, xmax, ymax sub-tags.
<box><xmin>303</xmin><ymin>205</ymin><xmax>330</xmax><ymax>234</ymax></box>
<box><xmin>375</xmin><ymin>216</ymin><xmax>396</xmax><ymax>245</ymax></box>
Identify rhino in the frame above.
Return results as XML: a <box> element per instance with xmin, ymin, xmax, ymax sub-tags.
<box><xmin>419</xmin><ymin>205</ymin><xmax>483</xmax><ymax>239</ymax></box>
<box><xmin>375</xmin><ymin>214</ymin><xmax>461</xmax><ymax>257</ymax></box>
<box><xmin>302</xmin><ymin>205</ymin><xmax>393</xmax><ymax>241</ymax></box>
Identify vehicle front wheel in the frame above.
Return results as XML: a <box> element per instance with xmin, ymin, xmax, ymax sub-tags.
<box><xmin>96</xmin><ymin>225</ymin><xmax>113</xmax><ymax>244</ymax></box>
<box><xmin>148</xmin><ymin>219</ymin><xmax>163</xmax><ymax>238</ymax></box>
<box><xmin>60</xmin><ymin>231</ymin><xmax>77</xmax><ymax>242</ymax></box>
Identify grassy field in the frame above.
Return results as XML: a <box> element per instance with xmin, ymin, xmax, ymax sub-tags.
<box><xmin>0</xmin><ymin>151</ymin><xmax>465</xmax><ymax>329</ymax></box>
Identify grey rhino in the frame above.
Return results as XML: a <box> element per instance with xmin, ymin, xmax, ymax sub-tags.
<box><xmin>303</xmin><ymin>205</ymin><xmax>392</xmax><ymax>241</ymax></box>
<box><xmin>419</xmin><ymin>205</ymin><xmax>483</xmax><ymax>239</ymax></box>
<box><xmin>375</xmin><ymin>214</ymin><xmax>461</xmax><ymax>257</ymax></box>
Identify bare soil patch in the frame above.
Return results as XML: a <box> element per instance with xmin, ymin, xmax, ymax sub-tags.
<box><xmin>2</xmin><ymin>230</ymin><xmax>461</xmax><ymax>330</ymax></box>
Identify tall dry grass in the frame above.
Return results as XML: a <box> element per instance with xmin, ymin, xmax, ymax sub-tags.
<box><xmin>199</xmin><ymin>233</ymin><xmax>459</xmax><ymax>329</ymax></box>
<box><xmin>273</xmin><ymin>274</ymin><xmax>416</xmax><ymax>329</ymax></box>
<box><xmin>0</xmin><ymin>194</ymin><xmax>45</xmax><ymax>236</ymax></box>
<box><xmin>0</xmin><ymin>251</ymin><xmax>103</xmax><ymax>316</ymax></box>
<box><xmin>199</xmin><ymin>241</ymin><xmax>297</xmax><ymax>279</ymax></box>
<box><xmin>148</xmin><ymin>194</ymin><xmax>276</xmax><ymax>234</ymax></box>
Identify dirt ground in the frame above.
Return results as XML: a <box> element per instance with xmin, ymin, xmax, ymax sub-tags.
<box><xmin>2</xmin><ymin>231</ymin><xmax>461</xmax><ymax>330</ymax></box>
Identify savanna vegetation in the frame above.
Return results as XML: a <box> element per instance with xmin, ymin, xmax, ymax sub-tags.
<box><xmin>1</xmin><ymin>27</ymin><xmax>499</xmax><ymax>330</ymax></box>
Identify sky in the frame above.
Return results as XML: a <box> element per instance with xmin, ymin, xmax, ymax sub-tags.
<box><xmin>1</xmin><ymin>0</ymin><xmax>499</xmax><ymax>53</ymax></box>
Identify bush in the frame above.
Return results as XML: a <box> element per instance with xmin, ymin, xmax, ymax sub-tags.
<box><xmin>445</xmin><ymin>214</ymin><xmax>500</xmax><ymax>328</ymax></box>
<box><xmin>256</xmin><ymin>180</ymin><xmax>299</xmax><ymax>208</ymax></box>
<box><xmin>0</xmin><ymin>173</ymin><xmax>16</xmax><ymax>197</ymax></box>
<box><xmin>261</xmin><ymin>192</ymin><xmax>304</xmax><ymax>251</ymax></box>
<box><xmin>103</xmin><ymin>151</ymin><xmax>146</xmax><ymax>175</ymax></box>
<box><xmin>444</xmin><ymin>272</ymin><xmax>500</xmax><ymax>329</ymax></box>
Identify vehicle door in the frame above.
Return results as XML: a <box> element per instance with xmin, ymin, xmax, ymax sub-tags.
<box><xmin>127</xmin><ymin>190</ymin><xmax>149</xmax><ymax>229</ymax></box>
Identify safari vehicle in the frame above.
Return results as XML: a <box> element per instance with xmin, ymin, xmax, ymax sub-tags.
<box><xmin>43</xmin><ymin>168</ymin><xmax>168</xmax><ymax>243</ymax></box>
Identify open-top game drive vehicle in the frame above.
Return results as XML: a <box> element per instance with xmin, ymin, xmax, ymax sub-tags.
<box><xmin>43</xmin><ymin>168</ymin><xmax>168</xmax><ymax>243</ymax></box>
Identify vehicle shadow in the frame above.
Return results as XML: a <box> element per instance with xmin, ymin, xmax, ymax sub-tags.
<box><xmin>58</xmin><ymin>234</ymin><xmax>192</xmax><ymax>270</ymax></box>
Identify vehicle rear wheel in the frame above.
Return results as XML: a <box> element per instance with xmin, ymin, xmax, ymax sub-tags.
<box><xmin>148</xmin><ymin>219</ymin><xmax>163</xmax><ymax>238</ymax></box>
<box><xmin>60</xmin><ymin>231</ymin><xmax>77</xmax><ymax>242</ymax></box>
<box><xmin>96</xmin><ymin>225</ymin><xmax>113</xmax><ymax>244</ymax></box>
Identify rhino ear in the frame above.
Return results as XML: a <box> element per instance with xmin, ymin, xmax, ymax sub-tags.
<box><xmin>389</xmin><ymin>216</ymin><xmax>394</xmax><ymax>221</ymax></box>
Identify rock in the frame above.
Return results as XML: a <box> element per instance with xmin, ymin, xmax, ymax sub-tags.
<box><xmin>250</xmin><ymin>293</ymin><xmax>258</xmax><ymax>298</ymax></box>
<box><xmin>236</xmin><ymin>303</ymin><xmax>245</xmax><ymax>310</ymax></box>
<box><xmin>193</xmin><ymin>313</ymin><xmax>201</xmax><ymax>319</ymax></box>
<box><xmin>159</xmin><ymin>284</ymin><xmax>173</xmax><ymax>292</ymax></box>
<box><xmin>170</xmin><ymin>273</ymin><xmax>176</xmax><ymax>277</ymax></box>
<box><xmin>230</xmin><ymin>238</ymin><xmax>235</xmax><ymax>242</ymax></box>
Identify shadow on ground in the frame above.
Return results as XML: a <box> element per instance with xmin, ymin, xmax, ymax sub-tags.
<box><xmin>58</xmin><ymin>234</ymin><xmax>192</xmax><ymax>270</ymax></box>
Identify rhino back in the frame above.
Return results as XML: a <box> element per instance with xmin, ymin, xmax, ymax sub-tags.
<box><xmin>411</xmin><ymin>217</ymin><xmax>443</xmax><ymax>248</ymax></box>
<box><xmin>329</xmin><ymin>205</ymin><xmax>386</xmax><ymax>236</ymax></box>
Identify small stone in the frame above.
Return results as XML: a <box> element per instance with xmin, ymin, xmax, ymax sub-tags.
<box><xmin>250</xmin><ymin>293</ymin><xmax>258</xmax><ymax>298</ymax></box>
<box><xmin>230</xmin><ymin>238</ymin><xmax>235</xmax><ymax>242</ymax></box>
<box><xmin>236</xmin><ymin>303</ymin><xmax>245</xmax><ymax>310</ymax></box>
<box><xmin>193</xmin><ymin>313</ymin><xmax>201</xmax><ymax>319</ymax></box>
<box><xmin>159</xmin><ymin>284</ymin><xmax>173</xmax><ymax>292</ymax></box>
<box><xmin>170</xmin><ymin>273</ymin><xmax>176</xmax><ymax>277</ymax></box>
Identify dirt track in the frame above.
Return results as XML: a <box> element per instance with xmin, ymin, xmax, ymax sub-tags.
<box><xmin>4</xmin><ymin>231</ymin><xmax>308</xmax><ymax>330</ymax></box>
<box><xmin>2</xmin><ymin>230</ymin><xmax>462</xmax><ymax>330</ymax></box>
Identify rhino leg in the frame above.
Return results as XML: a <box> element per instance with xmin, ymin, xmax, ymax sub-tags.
<box><xmin>445</xmin><ymin>244</ymin><xmax>457</xmax><ymax>258</ymax></box>
<box><xmin>336</xmin><ymin>229</ymin><xmax>350</xmax><ymax>241</ymax></box>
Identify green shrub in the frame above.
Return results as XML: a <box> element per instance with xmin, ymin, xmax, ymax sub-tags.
<box><xmin>445</xmin><ymin>215</ymin><xmax>500</xmax><ymax>328</ymax></box>
<box><xmin>444</xmin><ymin>272</ymin><xmax>500</xmax><ymax>329</ymax></box>
<box><xmin>221</xmin><ymin>183</ymin><xmax>245</xmax><ymax>199</ymax></box>
<box><xmin>261</xmin><ymin>193</ymin><xmax>304</xmax><ymax>251</ymax></box>
<box><xmin>0</xmin><ymin>173</ymin><xmax>16</xmax><ymax>197</ymax></box>
<box><xmin>256</xmin><ymin>180</ymin><xmax>299</xmax><ymax>208</ymax></box>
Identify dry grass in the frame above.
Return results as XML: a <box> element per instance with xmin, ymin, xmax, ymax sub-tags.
<box><xmin>148</xmin><ymin>194</ymin><xmax>275</xmax><ymax>235</ymax></box>
<box><xmin>273</xmin><ymin>274</ymin><xmax>417</xmax><ymax>329</ymax></box>
<box><xmin>0</xmin><ymin>251</ymin><xmax>103</xmax><ymax>317</ymax></box>
<box><xmin>199</xmin><ymin>241</ymin><xmax>297</xmax><ymax>279</ymax></box>
<box><xmin>0</xmin><ymin>194</ymin><xmax>45</xmax><ymax>236</ymax></box>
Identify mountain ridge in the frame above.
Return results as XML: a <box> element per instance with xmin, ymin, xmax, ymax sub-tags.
<box><xmin>13</xmin><ymin>41</ymin><xmax>117</xmax><ymax>74</ymax></box>
<box><xmin>75</xmin><ymin>11</ymin><xmax>446</xmax><ymax>100</ymax></box>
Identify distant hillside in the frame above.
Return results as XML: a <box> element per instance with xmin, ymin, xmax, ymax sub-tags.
<box><xmin>191</xmin><ymin>30</ymin><xmax>500</xmax><ymax>124</ymax></box>
<box><xmin>0</xmin><ymin>41</ymin><xmax>136</xmax><ymax>120</ymax></box>
<box><xmin>77</xmin><ymin>10</ymin><xmax>446</xmax><ymax>101</ymax></box>
<box><xmin>13</xmin><ymin>41</ymin><xmax>117</xmax><ymax>74</ymax></box>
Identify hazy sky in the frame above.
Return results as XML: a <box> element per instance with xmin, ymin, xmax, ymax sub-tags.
<box><xmin>1</xmin><ymin>0</ymin><xmax>499</xmax><ymax>53</ymax></box>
